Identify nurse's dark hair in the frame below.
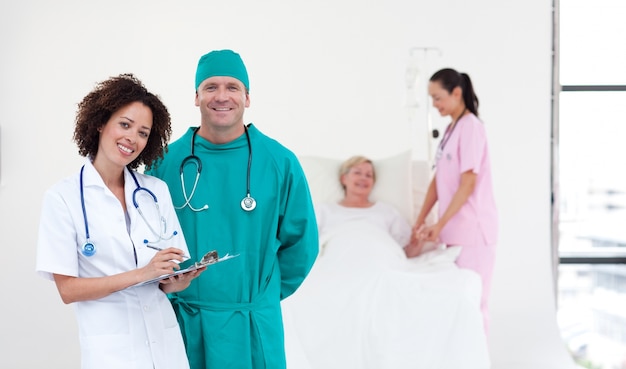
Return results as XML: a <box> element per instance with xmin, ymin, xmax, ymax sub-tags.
<box><xmin>73</xmin><ymin>73</ymin><xmax>171</xmax><ymax>170</ymax></box>
<box><xmin>430</xmin><ymin>68</ymin><xmax>479</xmax><ymax>117</ymax></box>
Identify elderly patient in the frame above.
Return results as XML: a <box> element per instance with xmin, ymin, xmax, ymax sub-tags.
<box><xmin>316</xmin><ymin>155</ymin><xmax>425</xmax><ymax>257</ymax></box>
<box><xmin>281</xmin><ymin>155</ymin><xmax>489</xmax><ymax>369</ymax></box>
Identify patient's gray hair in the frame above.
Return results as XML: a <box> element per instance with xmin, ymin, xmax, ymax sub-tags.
<box><xmin>338</xmin><ymin>155</ymin><xmax>376</xmax><ymax>189</ymax></box>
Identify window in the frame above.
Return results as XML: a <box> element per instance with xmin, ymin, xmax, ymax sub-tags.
<box><xmin>555</xmin><ymin>1</ymin><xmax>626</xmax><ymax>368</ymax></box>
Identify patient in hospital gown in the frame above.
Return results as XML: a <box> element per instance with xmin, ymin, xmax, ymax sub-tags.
<box><xmin>281</xmin><ymin>155</ymin><xmax>490</xmax><ymax>369</ymax></box>
<box><xmin>315</xmin><ymin>155</ymin><xmax>422</xmax><ymax>257</ymax></box>
<box><xmin>317</xmin><ymin>201</ymin><xmax>410</xmax><ymax>249</ymax></box>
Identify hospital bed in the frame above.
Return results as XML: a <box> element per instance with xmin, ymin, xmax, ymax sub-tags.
<box><xmin>281</xmin><ymin>151</ymin><xmax>491</xmax><ymax>369</ymax></box>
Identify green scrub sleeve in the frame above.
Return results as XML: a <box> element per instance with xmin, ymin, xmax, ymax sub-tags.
<box><xmin>277</xmin><ymin>172</ymin><xmax>319</xmax><ymax>300</ymax></box>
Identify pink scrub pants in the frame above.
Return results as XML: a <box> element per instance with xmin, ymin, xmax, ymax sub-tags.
<box><xmin>450</xmin><ymin>242</ymin><xmax>497</xmax><ymax>335</ymax></box>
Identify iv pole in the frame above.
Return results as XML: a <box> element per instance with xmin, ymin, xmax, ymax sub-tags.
<box><xmin>406</xmin><ymin>47</ymin><xmax>442</xmax><ymax>167</ymax></box>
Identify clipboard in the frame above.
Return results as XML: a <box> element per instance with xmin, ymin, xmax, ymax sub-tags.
<box><xmin>132</xmin><ymin>250</ymin><xmax>239</xmax><ymax>287</ymax></box>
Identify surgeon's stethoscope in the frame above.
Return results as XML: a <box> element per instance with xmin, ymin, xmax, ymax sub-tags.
<box><xmin>80</xmin><ymin>165</ymin><xmax>178</xmax><ymax>258</ymax></box>
<box><xmin>176</xmin><ymin>124</ymin><xmax>257</xmax><ymax>212</ymax></box>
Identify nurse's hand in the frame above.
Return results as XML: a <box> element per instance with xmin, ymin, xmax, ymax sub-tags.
<box><xmin>418</xmin><ymin>223</ymin><xmax>442</xmax><ymax>243</ymax></box>
<box><xmin>411</xmin><ymin>224</ymin><xmax>425</xmax><ymax>242</ymax></box>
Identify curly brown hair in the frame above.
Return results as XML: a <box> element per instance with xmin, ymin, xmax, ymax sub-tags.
<box><xmin>73</xmin><ymin>73</ymin><xmax>171</xmax><ymax>170</ymax></box>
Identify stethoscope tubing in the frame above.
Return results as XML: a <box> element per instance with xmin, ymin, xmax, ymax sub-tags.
<box><xmin>79</xmin><ymin>166</ymin><xmax>94</xmax><ymax>254</ymax></box>
<box><xmin>177</xmin><ymin>125</ymin><xmax>256</xmax><ymax>212</ymax></box>
<box><xmin>128</xmin><ymin>170</ymin><xmax>178</xmax><ymax>243</ymax></box>
<box><xmin>79</xmin><ymin>165</ymin><xmax>177</xmax><ymax>258</ymax></box>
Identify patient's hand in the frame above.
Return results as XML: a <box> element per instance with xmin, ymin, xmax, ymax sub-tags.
<box><xmin>404</xmin><ymin>238</ymin><xmax>425</xmax><ymax>258</ymax></box>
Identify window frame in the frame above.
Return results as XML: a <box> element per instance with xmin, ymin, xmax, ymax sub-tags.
<box><xmin>552</xmin><ymin>0</ymin><xmax>626</xmax><ymax>268</ymax></box>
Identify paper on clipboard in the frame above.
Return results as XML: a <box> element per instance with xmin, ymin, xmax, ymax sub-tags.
<box><xmin>132</xmin><ymin>250</ymin><xmax>239</xmax><ymax>287</ymax></box>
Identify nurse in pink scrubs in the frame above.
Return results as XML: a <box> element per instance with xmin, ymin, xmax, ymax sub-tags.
<box><xmin>413</xmin><ymin>68</ymin><xmax>498</xmax><ymax>334</ymax></box>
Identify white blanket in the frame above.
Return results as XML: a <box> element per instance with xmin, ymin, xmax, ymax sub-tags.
<box><xmin>281</xmin><ymin>220</ymin><xmax>490</xmax><ymax>369</ymax></box>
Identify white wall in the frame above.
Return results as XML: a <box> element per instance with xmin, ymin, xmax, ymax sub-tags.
<box><xmin>0</xmin><ymin>1</ymin><xmax>576</xmax><ymax>368</ymax></box>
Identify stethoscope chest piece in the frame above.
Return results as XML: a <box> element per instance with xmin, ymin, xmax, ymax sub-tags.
<box><xmin>82</xmin><ymin>242</ymin><xmax>96</xmax><ymax>257</ymax></box>
<box><xmin>241</xmin><ymin>195</ymin><xmax>257</xmax><ymax>211</ymax></box>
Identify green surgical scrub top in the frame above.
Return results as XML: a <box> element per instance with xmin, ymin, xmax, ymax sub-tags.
<box><xmin>146</xmin><ymin>124</ymin><xmax>319</xmax><ymax>369</ymax></box>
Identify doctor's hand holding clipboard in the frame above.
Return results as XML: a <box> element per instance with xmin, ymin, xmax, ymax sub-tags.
<box><xmin>134</xmin><ymin>249</ymin><xmax>238</xmax><ymax>287</ymax></box>
<box><xmin>140</xmin><ymin>246</ymin><xmax>207</xmax><ymax>292</ymax></box>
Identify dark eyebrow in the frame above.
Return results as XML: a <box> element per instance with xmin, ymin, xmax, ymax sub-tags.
<box><xmin>120</xmin><ymin>116</ymin><xmax>151</xmax><ymax>131</ymax></box>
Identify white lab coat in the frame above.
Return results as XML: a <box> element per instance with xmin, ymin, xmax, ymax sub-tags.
<box><xmin>36</xmin><ymin>158</ymin><xmax>190</xmax><ymax>369</ymax></box>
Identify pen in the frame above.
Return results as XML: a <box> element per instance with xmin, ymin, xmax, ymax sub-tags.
<box><xmin>146</xmin><ymin>244</ymin><xmax>190</xmax><ymax>260</ymax></box>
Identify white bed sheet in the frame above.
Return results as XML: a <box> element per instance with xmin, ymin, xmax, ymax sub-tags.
<box><xmin>281</xmin><ymin>220</ymin><xmax>490</xmax><ymax>369</ymax></box>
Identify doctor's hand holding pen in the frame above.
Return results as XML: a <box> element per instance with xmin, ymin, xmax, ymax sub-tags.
<box><xmin>144</xmin><ymin>246</ymin><xmax>206</xmax><ymax>293</ymax></box>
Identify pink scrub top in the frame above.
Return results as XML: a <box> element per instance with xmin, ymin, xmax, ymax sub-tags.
<box><xmin>435</xmin><ymin>113</ymin><xmax>498</xmax><ymax>246</ymax></box>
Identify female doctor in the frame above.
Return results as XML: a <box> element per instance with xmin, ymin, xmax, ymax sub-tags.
<box><xmin>36</xmin><ymin>74</ymin><xmax>203</xmax><ymax>369</ymax></box>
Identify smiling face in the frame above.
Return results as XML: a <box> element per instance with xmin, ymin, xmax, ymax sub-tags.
<box><xmin>428</xmin><ymin>80</ymin><xmax>463</xmax><ymax>118</ymax></box>
<box><xmin>93</xmin><ymin>101</ymin><xmax>153</xmax><ymax>171</ymax></box>
<box><xmin>195</xmin><ymin>76</ymin><xmax>250</xmax><ymax>136</ymax></box>
<box><xmin>340</xmin><ymin>161</ymin><xmax>376</xmax><ymax>199</ymax></box>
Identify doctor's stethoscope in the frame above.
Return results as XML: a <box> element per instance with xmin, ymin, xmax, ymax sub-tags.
<box><xmin>80</xmin><ymin>165</ymin><xmax>178</xmax><ymax>257</ymax></box>
<box><xmin>176</xmin><ymin>124</ymin><xmax>257</xmax><ymax>212</ymax></box>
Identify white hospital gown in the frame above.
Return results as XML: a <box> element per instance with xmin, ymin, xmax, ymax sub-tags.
<box><xmin>315</xmin><ymin>201</ymin><xmax>411</xmax><ymax>247</ymax></box>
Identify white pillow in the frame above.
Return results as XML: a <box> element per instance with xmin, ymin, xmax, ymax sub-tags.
<box><xmin>298</xmin><ymin>151</ymin><xmax>414</xmax><ymax>223</ymax></box>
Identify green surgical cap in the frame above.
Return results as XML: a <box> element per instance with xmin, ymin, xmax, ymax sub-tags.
<box><xmin>195</xmin><ymin>49</ymin><xmax>249</xmax><ymax>91</ymax></box>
